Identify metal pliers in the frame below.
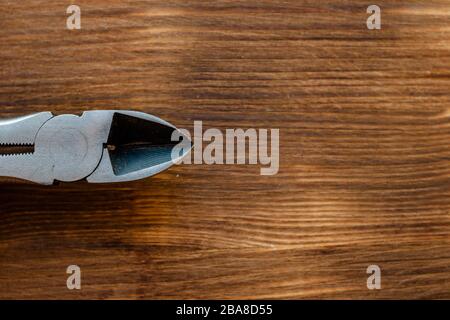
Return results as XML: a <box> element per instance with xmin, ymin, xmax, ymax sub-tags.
<box><xmin>0</xmin><ymin>110</ymin><xmax>191</xmax><ymax>185</ymax></box>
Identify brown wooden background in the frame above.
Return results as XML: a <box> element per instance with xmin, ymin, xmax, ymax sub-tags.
<box><xmin>1</xmin><ymin>0</ymin><xmax>449</xmax><ymax>299</ymax></box>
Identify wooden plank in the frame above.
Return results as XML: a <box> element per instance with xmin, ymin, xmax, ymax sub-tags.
<box><xmin>0</xmin><ymin>0</ymin><xmax>449</xmax><ymax>299</ymax></box>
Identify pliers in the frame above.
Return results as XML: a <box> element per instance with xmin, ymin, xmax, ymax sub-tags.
<box><xmin>0</xmin><ymin>110</ymin><xmax>191</xmax><ymax>185</ymax></box>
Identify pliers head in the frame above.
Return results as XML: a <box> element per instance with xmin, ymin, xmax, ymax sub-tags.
<box><xmin>0</xmin><ymin>110</ymin><xmax>191</xmax><ymax>185</ymax></box>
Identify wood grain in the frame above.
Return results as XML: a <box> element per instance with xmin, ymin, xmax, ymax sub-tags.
<box><xmin>1</xmin><ymin>0</ymin><xmax>450</xmax><ymax>299</ymax></box>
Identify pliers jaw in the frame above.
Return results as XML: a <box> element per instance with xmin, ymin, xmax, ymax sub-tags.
<box><xmin>87</xmin><ymin>110</ymin><xmax>192</xmax><ymax>184</ymax></box>
<box><xmin>0</xmin><ymin>110</ymin><xmax>191</xmax><ymax>185</ymax></box>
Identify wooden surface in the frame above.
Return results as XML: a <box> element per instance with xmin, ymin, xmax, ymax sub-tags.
<box><xmin>1</xmin><ymin>0</ymin><xmax>450</xmax><ymax>299</ymax></box>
